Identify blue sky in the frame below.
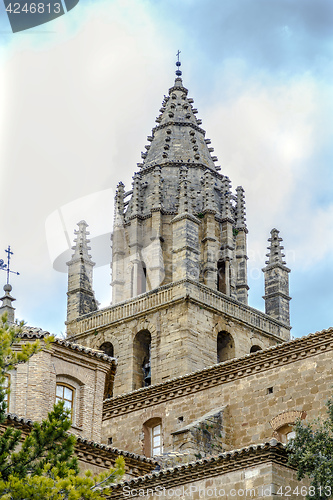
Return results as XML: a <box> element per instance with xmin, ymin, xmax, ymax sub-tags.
<box><xmin>0</xmin><ymin>0</ymin><xmax>332</xmax><ymax>338</ymax></box>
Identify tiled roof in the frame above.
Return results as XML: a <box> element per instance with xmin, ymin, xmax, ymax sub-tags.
<box><xmin>109</xmin><ymin>439</ymin><xmax>289</xmax><ymax>497</ymax></box>
<box><xmin>4</xmin><ymin>413</ymin><xmax>156</xmax><ymax>467</ymax></box>
<box><xmin>21</xmin><ymin>326</ymin><xmax>117</xmax><ymax>364</ymax></box>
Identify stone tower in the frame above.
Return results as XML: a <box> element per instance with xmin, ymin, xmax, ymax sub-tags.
<box><xmin>111</xmin><ymin>75</ymin><xmax>249</xmax><ymax>305</ymax></box>
<box><xmin>66</xmin><ymin>63</ymin><xmax>291</xmax><ymax>396</ymax></box>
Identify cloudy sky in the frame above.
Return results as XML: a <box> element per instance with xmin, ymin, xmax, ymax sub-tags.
<box><xmin>0</xmin><ymin>0</ymin><xmax>332</xmax><ymax>339</ymax></box>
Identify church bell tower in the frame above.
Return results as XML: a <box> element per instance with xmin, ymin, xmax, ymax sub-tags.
<box><xmin>66</xmin><ymin>57</ymin><xmax>291</xmax><ymax>396</ymax></box>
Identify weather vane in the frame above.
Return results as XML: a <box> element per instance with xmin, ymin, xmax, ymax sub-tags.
<box><xmin>176</xmin><ymin>50</ymin><xmax>182</xmax><ymax>77</ymax></box>
<box><xmin>0</xmin><ymin>246</ymin><xmax>20</xmax><ymax>285</ymax></box>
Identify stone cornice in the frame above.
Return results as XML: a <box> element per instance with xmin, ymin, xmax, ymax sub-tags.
<box><xmin>103</xmin><ymin>326</ymin><xmax>333</xmax><ymax>418</ymax></box>
<box><xmin>20</xmin><ymin>329</ymin><xmax>117</xmax><ymax>367</ymax></box>
<box><xmin>67</xmin><ymin>279</ymin><xmax>290</xmax><ymax>341</ymax></box>
<box><xmin>108</xmin><ymin>440</ymin><xmax>290</xmax><ymax>498</ymax></box>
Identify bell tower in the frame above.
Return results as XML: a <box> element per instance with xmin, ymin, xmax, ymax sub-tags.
<box><xmin>110</xmin><ymin>62</ymin><xmax>249</xmax><ymax>306</ymax></box>
<box><xmin>66</xmin><ymin>58</ymin><xmax>291</xmax><ymax>396</ymax></box>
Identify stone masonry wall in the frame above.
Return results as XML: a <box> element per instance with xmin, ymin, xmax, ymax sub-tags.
<box><xmin>7</xmin><ymin>340</ymin><xmax>111</xmax><ymax>442</ymax></box>
<box><xmin>102</xmin><ymin>330</ymin><xmax>333</xmax><ymax>457</ymax></box>
<box><xmin>69</xmin><ymin>281</ymin><xmax>287</xmax><ymax>397</ymax></box>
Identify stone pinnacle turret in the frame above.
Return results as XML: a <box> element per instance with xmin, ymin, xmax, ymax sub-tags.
<box><xmin>66</xmin><ymin>221</ymin><xmax>98</xmax><ymax>325</ymax></box>
<box><xmin>262</xmin><ymin>229</ymin><xmax>291</xmax><ymax>325</ymax></box>
<box><xmin>0</xmin><ymin>284</ymin><xmax>16</xmax><ymax>324</ymax></box>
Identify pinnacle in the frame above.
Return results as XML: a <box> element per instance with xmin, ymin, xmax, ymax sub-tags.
<box><xmin>70</xmin><ymin>221</ymin><xmax>94</xmax><ymax>262</ymax></box>
<box><xmin>264</xmin><ymin>228</ymin><xmax>287</xmax><ymax>266</ymax></box>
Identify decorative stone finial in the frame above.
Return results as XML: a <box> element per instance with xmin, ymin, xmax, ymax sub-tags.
<box><xmin>265</xmin><ymin>228</ymin><xmax>287</xmax><ymax>266</ymax></box>
<box><xmin>152</xmin><ymin>166</ymin><xmax>162</xmax><ymax>210</ymax></box>
<box><xmin>235</xmin><ymin>186</ymin><xmax>247</xmax><ymax>230</ymax></box>
<box><xmin>70</xmin><ymin>220</ymin><xmax>93</xmax><ymax>261</ymax></box>
<box><xmin>203</xmin><ymin>169</ymin><xmax>216</xmax><ymax>212</ymax></box>
<box><xmin>114</xmin><ymin>182</ymin><xmax>125</xmax><ymax>227</ymax></box>
<box><xmin>131</xmin><ymin>173</ymin><xmax>142</xmax><ymax>217</ymax></box>
<box><xmin>178</xmin><ymin>167</ymin><xmax>189</xmax><ymax>214</ymax></box>
<box><xmin>221</xmin><ymin>177</ymin><xmax>233</xmax><ymax>221</ymax></box>
<box><xmin>0</xmin><ymin>283</ymin><xmax>16</xmax><ymax>324</ymax></box>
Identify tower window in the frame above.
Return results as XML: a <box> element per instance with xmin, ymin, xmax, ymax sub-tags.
<box><xmin>217</xmin><ymin>260</ymin><xmax>226</xmax><ymax>293</ymax></box>
<box><xmin>133</xmin><ymin>330</ymin><xmax>151</xmax><ymax>390</ymax></box>
<box><xmin>56</xmin><ymin>384</ymin><xmax>74</xmax><ymax>416</ymax></box>
<box><xmin>152</xmin><ymin>424</ymin><xmax>162</xmax><ymax>456</ymax></box>
<box><xmin>217</xmin><ymin>331</ymin><xmax>235</xmax><ymax>363</ymax></box>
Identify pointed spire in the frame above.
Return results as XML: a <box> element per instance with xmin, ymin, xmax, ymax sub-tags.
<box><xmin>137</xmin><ymin>57</ymin><xmax>218</xmax><ymax>171</ymax></box>
<box><xmin>235</xmin><ymin>186</ymin><xmax>247</xmax><ymax>230</ymax></box>
<box><xmin>0</xmin><ymin>284</ymin><xmax>16</xmax><ymax>324</ymax></box>
<box><xmin>66</xmin><ymin>221</ymin><xmax>98</xmax><ymax>324</ymax></box>
<box><xmin>265</xmin><ymin>228</ymin><xmax>287</xmax><ymax>267</ymax></box>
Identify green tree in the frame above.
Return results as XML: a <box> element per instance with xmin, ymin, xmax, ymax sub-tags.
<box><xmin>0</xmin><ymin>314</ymin><xmax>124</xmax><ymax>499</ymax></box>
<box><xmin>287</xmin><ymin>397</ymin><xmax>333</xmax><ymax>500</ymax></box>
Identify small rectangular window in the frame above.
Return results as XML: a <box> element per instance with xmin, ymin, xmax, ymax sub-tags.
<box><xmin>55</xmin><ymin>384</ymin><xmax>75</xmax><ymax>418</ymax></box>
<box><xmin>152</xmin><ymin>424</ymin><xmax>162</xmax><ymax>456</ymax></box>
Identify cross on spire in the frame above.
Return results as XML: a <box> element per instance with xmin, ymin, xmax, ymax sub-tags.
<box><xmin>175</xmin><ymin>50</ymin><xmax>182</xmax><ymax>77</ymax></box>
<box><xmin>0</xmin><ymin>246</ymin><xmax>20</xmax><ymax>285</ymax></box>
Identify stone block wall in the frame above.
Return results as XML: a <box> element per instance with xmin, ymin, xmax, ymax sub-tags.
<box><xmin>69</xmin><ymin>280</ymin><xmax>287</xmax><ymax>397</ymax></box>
<box><xmin>102</xmin><ymin>328</ymin><xmax>333</xmax><ymax>457</ymax></box>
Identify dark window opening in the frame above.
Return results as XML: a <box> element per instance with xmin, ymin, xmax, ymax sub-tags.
<box><xmin>217</xmin><ymin>260</ymin><xmax>226</xmax><ymax>293</ymax></box>
<box><xmin>217</xmin><ymin>331</ymin><xmax>235</xmax><ymax>363</ymax></box>
<box><xmin>99</xmin><ymin>342</ymin><xmax>114</xmax><ymax>357</ymax></box>
<box><xmin>250</xmin><ymin>345</ymin><xmax>262</xmax><ymax>354</ymax></box>
<box><xmin>133</xmin><ymin>330</ymin><xmax>151</xmax><ymax>390</ymax></box>
<box><xmin>138</xmin><ymin>262</ymin><xmax>147</xmax><ymax>294</ymax></box>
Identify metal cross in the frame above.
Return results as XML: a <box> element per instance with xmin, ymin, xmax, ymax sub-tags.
<box><xmin>0</xmin><ymin>246</ymin><xmax>20</xmax><ymax>284</ymax></box>
<box><xmin>176</xmin><ymin>50</ymin><xmax>181</xmax><ymax>62</ymax></box>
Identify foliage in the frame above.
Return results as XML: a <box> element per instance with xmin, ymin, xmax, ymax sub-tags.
<box><xmin>0</xmin><ymin>313</ymin><xmax>125</xmax><ymax>499</ymax></box>
<box><xmin>287</xmin><ymin>397</ymin><xmax>333</xmax><ymax>500</ymax></box>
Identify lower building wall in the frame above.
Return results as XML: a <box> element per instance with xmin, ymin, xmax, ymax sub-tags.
<box><xmin>102</xmin><ymin>339</ymin><xmax>333</xmax><ymax>456</ymax></box>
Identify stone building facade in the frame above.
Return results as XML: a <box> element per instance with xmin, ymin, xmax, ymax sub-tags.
<box><xmin>1</xmin><ymin>62</ymin><xmax>332</xmax><ymax>498</ymax></box>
